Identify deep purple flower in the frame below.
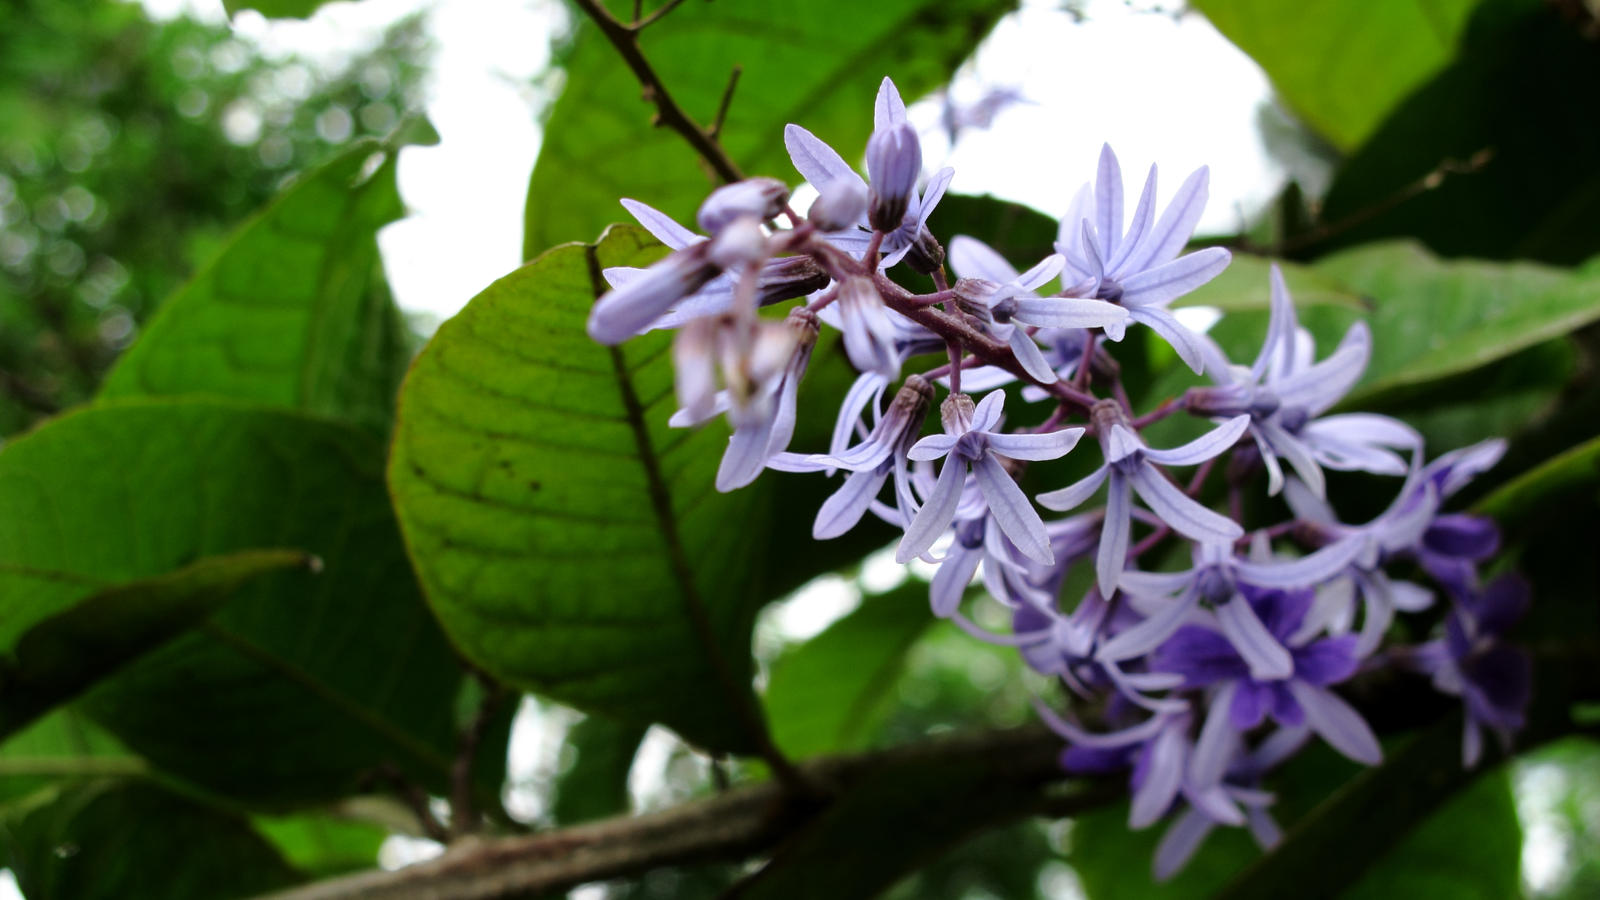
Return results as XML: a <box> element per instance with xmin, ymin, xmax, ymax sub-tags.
<box><xmin>1400</xmin><ymin>574</ymin><xmax>1532</xmax><ymax>766</ymax></box>
<box><xmin>1152</xmin><ymin>586</ymin><xmax>1380</xmax><ymax>767</ymax></box>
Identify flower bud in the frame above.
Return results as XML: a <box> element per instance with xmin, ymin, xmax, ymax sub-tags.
<box><xmin>838</xmin><ymin>276</ymin><xmax>899</xmax><ymax>378</ymax></box>
<box><xmin>588</xmin><ymin>243</ymin><xmax>718</xmax><ymax>344</ymax></box>
<box><xmin>905</xmin><ymin>226</ymin><xmax>945</xmax><ymax>274</ymax></box>
<box><xmin>866</xmin><ymin>122</ymin><xmax>921</xmax><ymax>232</ymax></box>
<box><xmin>940</xmin><ymin>393</ymin><xmax>975</xmax><ymax>435</ymax></box>
<box><xmin>756</xmin><ymin>256</ymin><xmax>830</xmax><ymax>307</ymax></box>
<box><xmin>806</xmin><ymin>178</ymin><xmax>869</xmax><ymax>232</ymax></box>
<box><xmin>707</xmin><ymin>216</ymin><xmax>768</xmax><ymax>270</ymax></box>
<box><xmin>697</xmin><ymin>177</ymin><xmax>789</xmax><ymax>233</ymax></box>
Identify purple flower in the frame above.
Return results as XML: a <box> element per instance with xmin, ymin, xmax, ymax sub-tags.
<box><xmin>784</xmin><ymin>78</ymin><xmax>955</xmax><ymax>269</ymax></box>
<box><xmin>948</xmin><ymin>236</ymin><xmax>1129</xmax><ymax>382</ymax></box>
<box><xmin>1189</xmin><ymin>264</ymin><xmax>1418</xmax><ymax>497</ymax></box>
<box><xmin>1107</xmin><ymin>537</ymin><xmax>1364</xmax><ymax>679</ymax></box>
<box><xmin>670</xmin><ymin>309</ymin><xmax>817</xmax><ymax>491</ymax></box>
<box><xmin>768</xmin><ymin>374</ymin><xmax>933</xmax><ymax>539</ymax></box>
<box><xmin>1037</xmin><ymin>402</ymin><xmax>1248</xmax><ymax>597</ymax></box>
<box><xmin>1400</xmin><ymin>574</ymin><xmax>1532</xmax><ymax>767</ymax></box>
<box><xmin>598</xmin><ymin>199</ymin><xmax>827</xmax><ymax>336</ymax></box>
<box><xmin>1054</xmin><ymin>144</ymin><xmax>1232</xmax><ymax>373</ymax></box>
<box><xmin>895</xmin><ymin>392</ymin><xmax>1086</xmax><ymax>566</ymax></box>
<box><xmin>1152</xmin><ymin>586</ymin><xmax>1381</xmax><ymax>767</ymax></box>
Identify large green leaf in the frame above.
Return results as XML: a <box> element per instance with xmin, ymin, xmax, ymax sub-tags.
<box><xmin>0</xmin><ymin>401</ymin><xmax>465</xmax><ymax>806</ymax></box>
<box><xmin>0</xmin><ymin>549</ymin><xmax>311</xmax><ymax>740</ymax></box>
<box><xmin>522</xmin><ymin>0</ymin><xmax>1016</xmax><ymax>257</ymax></box>
<box><xmin>2</xmin><ymin>779</ymin><xmax>302</xmax><ymax>900</ymax></box>
<box><xmin>390</xmin><ymin>225</ymin><xmax>775</xmax><ymax>752</ymax></box>
<box><xmin>1191</xmin><ymin>0</ymin><xmax>1478</xmax><ymax>151</ymax></box>
<box><xmin>765</xmin><ymin>582</ymin><xmax>935</xmax><ymax>760</ymax></box>
<box><xmin>1475</xmin><ymin>434</ymin><xmax>1600</xmax><ymax>530</ymax></box>
<box><xmin>99</xmin><ymin>135</ymin><xmax>417</xmax><ymax>431</ymax></box>
<box><xmin>1313</xmin><ymin>0</ymin><xmax>1600</xmax><ymax>264</ymax></box>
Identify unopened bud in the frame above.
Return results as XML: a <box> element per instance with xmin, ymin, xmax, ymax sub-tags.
<box><xmin>807</xmin><ymin>178</ymin><xmax>869</xmax><ymax>232</ymax></box>
<box><xmin>588</xmin><ymin>243</ymin><xmax>718</xmax><ymax>344</ymax></box>
<box><xmin>905</xmin><ymin>227</ymin><xmax>946</xmax><ymax>274</ymax></box>
<box><xmin>697</xmin><ymin>177</ymin><xmax>790</xmax><ymax>233</ymax></box>
<box><xmin>866</xmin><ymin>122</ymin><xmax>921</xmax><ymax>232</ymax></box>
<box><xmin>951</xmin><ymin>277</ymin><xmax>1000</xmax><ymax>321</ymax></box>
<box><xmin>757</xmin><ymin>256</ymin><xmax>830</xmax><ymax>307</ymax></box>
<box><xmin>940</xmin><ymin>393</ymin><xmax>975</xmax><ymax>435</ymax></box>
<box><xmin>707</xmin><ymin>216</ymin><xmax>768</xmax><ymax>270</ymax></box>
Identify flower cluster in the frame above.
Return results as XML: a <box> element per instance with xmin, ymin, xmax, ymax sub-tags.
<box><xmin>584</xmin><ymin>77</ymin><xmax>1529</xmax><ymax>879</ymax></box>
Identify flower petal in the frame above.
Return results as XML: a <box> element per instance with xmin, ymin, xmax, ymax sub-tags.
<box><xmin>813</xmin><ymin>467</ymin><xmax>890</xmax><ymax>540</ymax></box>
<box><xmin>783</xmin><ymin>123</ymin><xmax>865</xmax><ymax>196</ymax></box>
<box><xmin>1122</xmin><ymin>165</ymin><xmax>1208</xmax><ymax>274</ymax></box>
<box><xmin>1095</xmin><ymin>143</ymin><xmax>1124</xmax><ymax>263</ymax></box>
<box><xmin>1130</xmin><ymin>463</ymin><xmax>1243</xmax><ymax>544</ymax></box>
<box><xmin>1037</xmin><ymin>465</ymin><xmax>1108</xmax><ymax>511</ymax></box>
<box><xmin>895</xmin><ymin>457</ymin><xmax>967</xmax><ymax>563</ymax></box>
<box><xmin>1154</xmin><ymin>807</ymin><xmax>1214</xmax><ymax>881</ymax></box>
<box><xmin>620</xmin><ymin>198</ymin><xmax>703</xmax><ymax>250</ymax></box>
<box><xmin>1216</xmin><ymin>597</ymin><xmax>1294</xmax><ymax>681</ymax></box>
<box><xmin>1096</xmin><ymin>471</ymin><xmax>1133</xmax><ymax>598</ymax></box>
<box><xmin>988</xmin><ymin>427</ymin><xmax>1086</xmax><ymax>461</ymax></box>
<box><xmin>1287</xmin><ymin>681</ymin><xmax>1382</xmax><ymax>765</ymax></box>
<box><xmin>1132</xmin><ymin>306</ymin><xmax>1209</xmax><ymax>375</ymax></box>
<box><xmin>1144</xmin><ymin>414</ymin><xmax>1250</xmax><ymax>467</ymax></box>
<box><xmin>974</xmin><ymin>454</ymin><xmax>1054</xmax><ymax>565</ymax></box>
<box><xmin>1012</xmin><ymin>297</ymin><xmax>1130</xmax><ymax>329</ymax></box>
<box><xmin>1119</xmin><ymin>247</ymin><xmax>1232</xmax><ymax>309</ymax></box>
<box><xmin>949</xmin><ymin>235</ymin><xmax>1020</xmax><ymax>283</ymax></box>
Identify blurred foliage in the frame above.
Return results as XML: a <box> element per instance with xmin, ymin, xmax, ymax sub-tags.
<box><xmin>0</xmin><ymin>0</ymin><xmax>428</xmax><ymax>435</ymax></box>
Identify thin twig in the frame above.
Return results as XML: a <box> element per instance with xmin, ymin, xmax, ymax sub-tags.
<box><xmin>449</xmin><ymin>678</ymin><xmax>506</xmax><ymax>838</ymax></box>
<box><xmin>635</xmin><ymin>0</ymin><xmax>689</xmax><ymax>30</ymax></box>
<box><xmin>709</xmin><ymin>65</ymin><xmax>743</xmax><ymax>140</ymax></box>
<box><xmin>570</xmin><ymin>0</ymin><xmax>744</xmax><ymax>184</ymax></box>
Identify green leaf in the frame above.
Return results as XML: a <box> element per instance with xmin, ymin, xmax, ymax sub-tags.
<box><xmin>1474</xmin><ymin>433</ymin><xmax>1600</xmax><ymax>529</ymax></box>
<box><xmin>253</xmin><ymin>812</ymin><xmax>387</xmax><ymax>878</ymax></box>
<box><xmin>390</xmin><ymin>225</ymin><xmax>774</xmax><ymax>752</ymax></box>
<box><xmin>765</xmin><ymin>582</ymin><xmax>935</xmax><ymax>760</ymax></box>
<box><xmin>1314</xmin><ymin>242</ymin><xmax>1600</xmax><ymax>405</ymax></box>
<box><xmin>99</xmin><ymin>136</ymin><xmax>415</xmax><ymax>431</ymax></box>
<box><xmin>0</xmin><ymin>712</ymin><xmax>139</xmax><ymax>813</ymax></box>
<box><xmin>1175</xmin><ymin>252</ymin><xmax>1365</xmax><ymax>314</ymax></box>
<box><xmin>522</xmin><ymin>0</ymin><xmax>1016</xmax><ymax>257</ymax></box>
<box><xmin>926</xmin><ymin>194</ymin><xmax>1058</xmax><ymax>265</ymax></box>
<box><xmin>1191</xmin><ymin>0</ymin><xmax>1478</xmax><ymax>150</ymax></box>
<box><xmin>0</xmin><ymin>549</ymin><xmax>312</xmax><ymax>740</ymax></box>
<box><xmin>2</xmin><ymin>779</ymin><xmax>302</xmax><ymax>900</ymax></box>
<box><xmin>0</xmin><ymin>400</ymin><xmax>466</xmax><ymax>806</ymax></box>
<box><xmin>1314</xmin><ymin>0</ymin><xmax>1600</xmax><ymax>264</ymax></box>
<box><xmin>551</xmin><ymin>714</ymin><xmax>645</xmax><ymax>825</ymax></box>
<box><xmin>222</xmin><ymin>0</ymin><xmax>335</xmax><ymax>20</ymax></box>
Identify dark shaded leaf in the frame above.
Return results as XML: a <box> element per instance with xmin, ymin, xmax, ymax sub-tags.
<box><xmin>0</xmin><ymin>401</ymin><xmax>466</xmax><ymax>806</ymax></box>
<box><xmin>1315</xmin><ymin>0</ymin><xmax>1600</xmax><ymax>264</ymax></box>
<box><xmin>0</xmin><ymin>549</ymin><xmax>312</xmax><ymax>740</ymax></box>
<box><xmin>552</xmin><ymin>714</ymin><xmax>645</xmax><ymax>825</ymax></box>
<box><xmin>765</xmin><ymin>582</ymin><xmax>935</xmax><ymax>760</ymax></box>
<box><xmin>2</xmin><ymin>779</ymin><xmax>302</xmax><ymax>900</ymax></box>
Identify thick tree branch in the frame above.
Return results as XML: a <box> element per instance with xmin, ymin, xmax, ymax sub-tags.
<box><xmin>253</xmin><ymin>725</ymin><xmax>1100</xmax><ymax>900</ymax></box>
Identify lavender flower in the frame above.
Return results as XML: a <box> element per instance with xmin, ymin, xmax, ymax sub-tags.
<box><xmin>947</xmin><ymin>236</ymin><xmax>1129</xmax><ymax>382</ymax></box>
<box><xmin>1054</xmin><ymin>144</ymin><xmax>1232</xmax><ymax>373</ymax></box>
<box><xmin>784</xmin><ymin>78</ymin><xmax>955</xmax><ymax>268</ymax></box>
<box><xmin>1189</xmin><ymin>264</ymin><xmax>1419</xmax><ymax>496</ymax></box>
<box><xmin>1037</xmin><ymin>401</ymin><xmax>1248</xmax><ymax>597</ymax></box>
<box><xmin>768</xmin><ymin>374</ymin><xmax>932</xmax><ymax>539</ymax></box>
<box><xmin>896</xmin><ymin>392</ymin><xmax>1086</xmax><ymax>566</ymax></box>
